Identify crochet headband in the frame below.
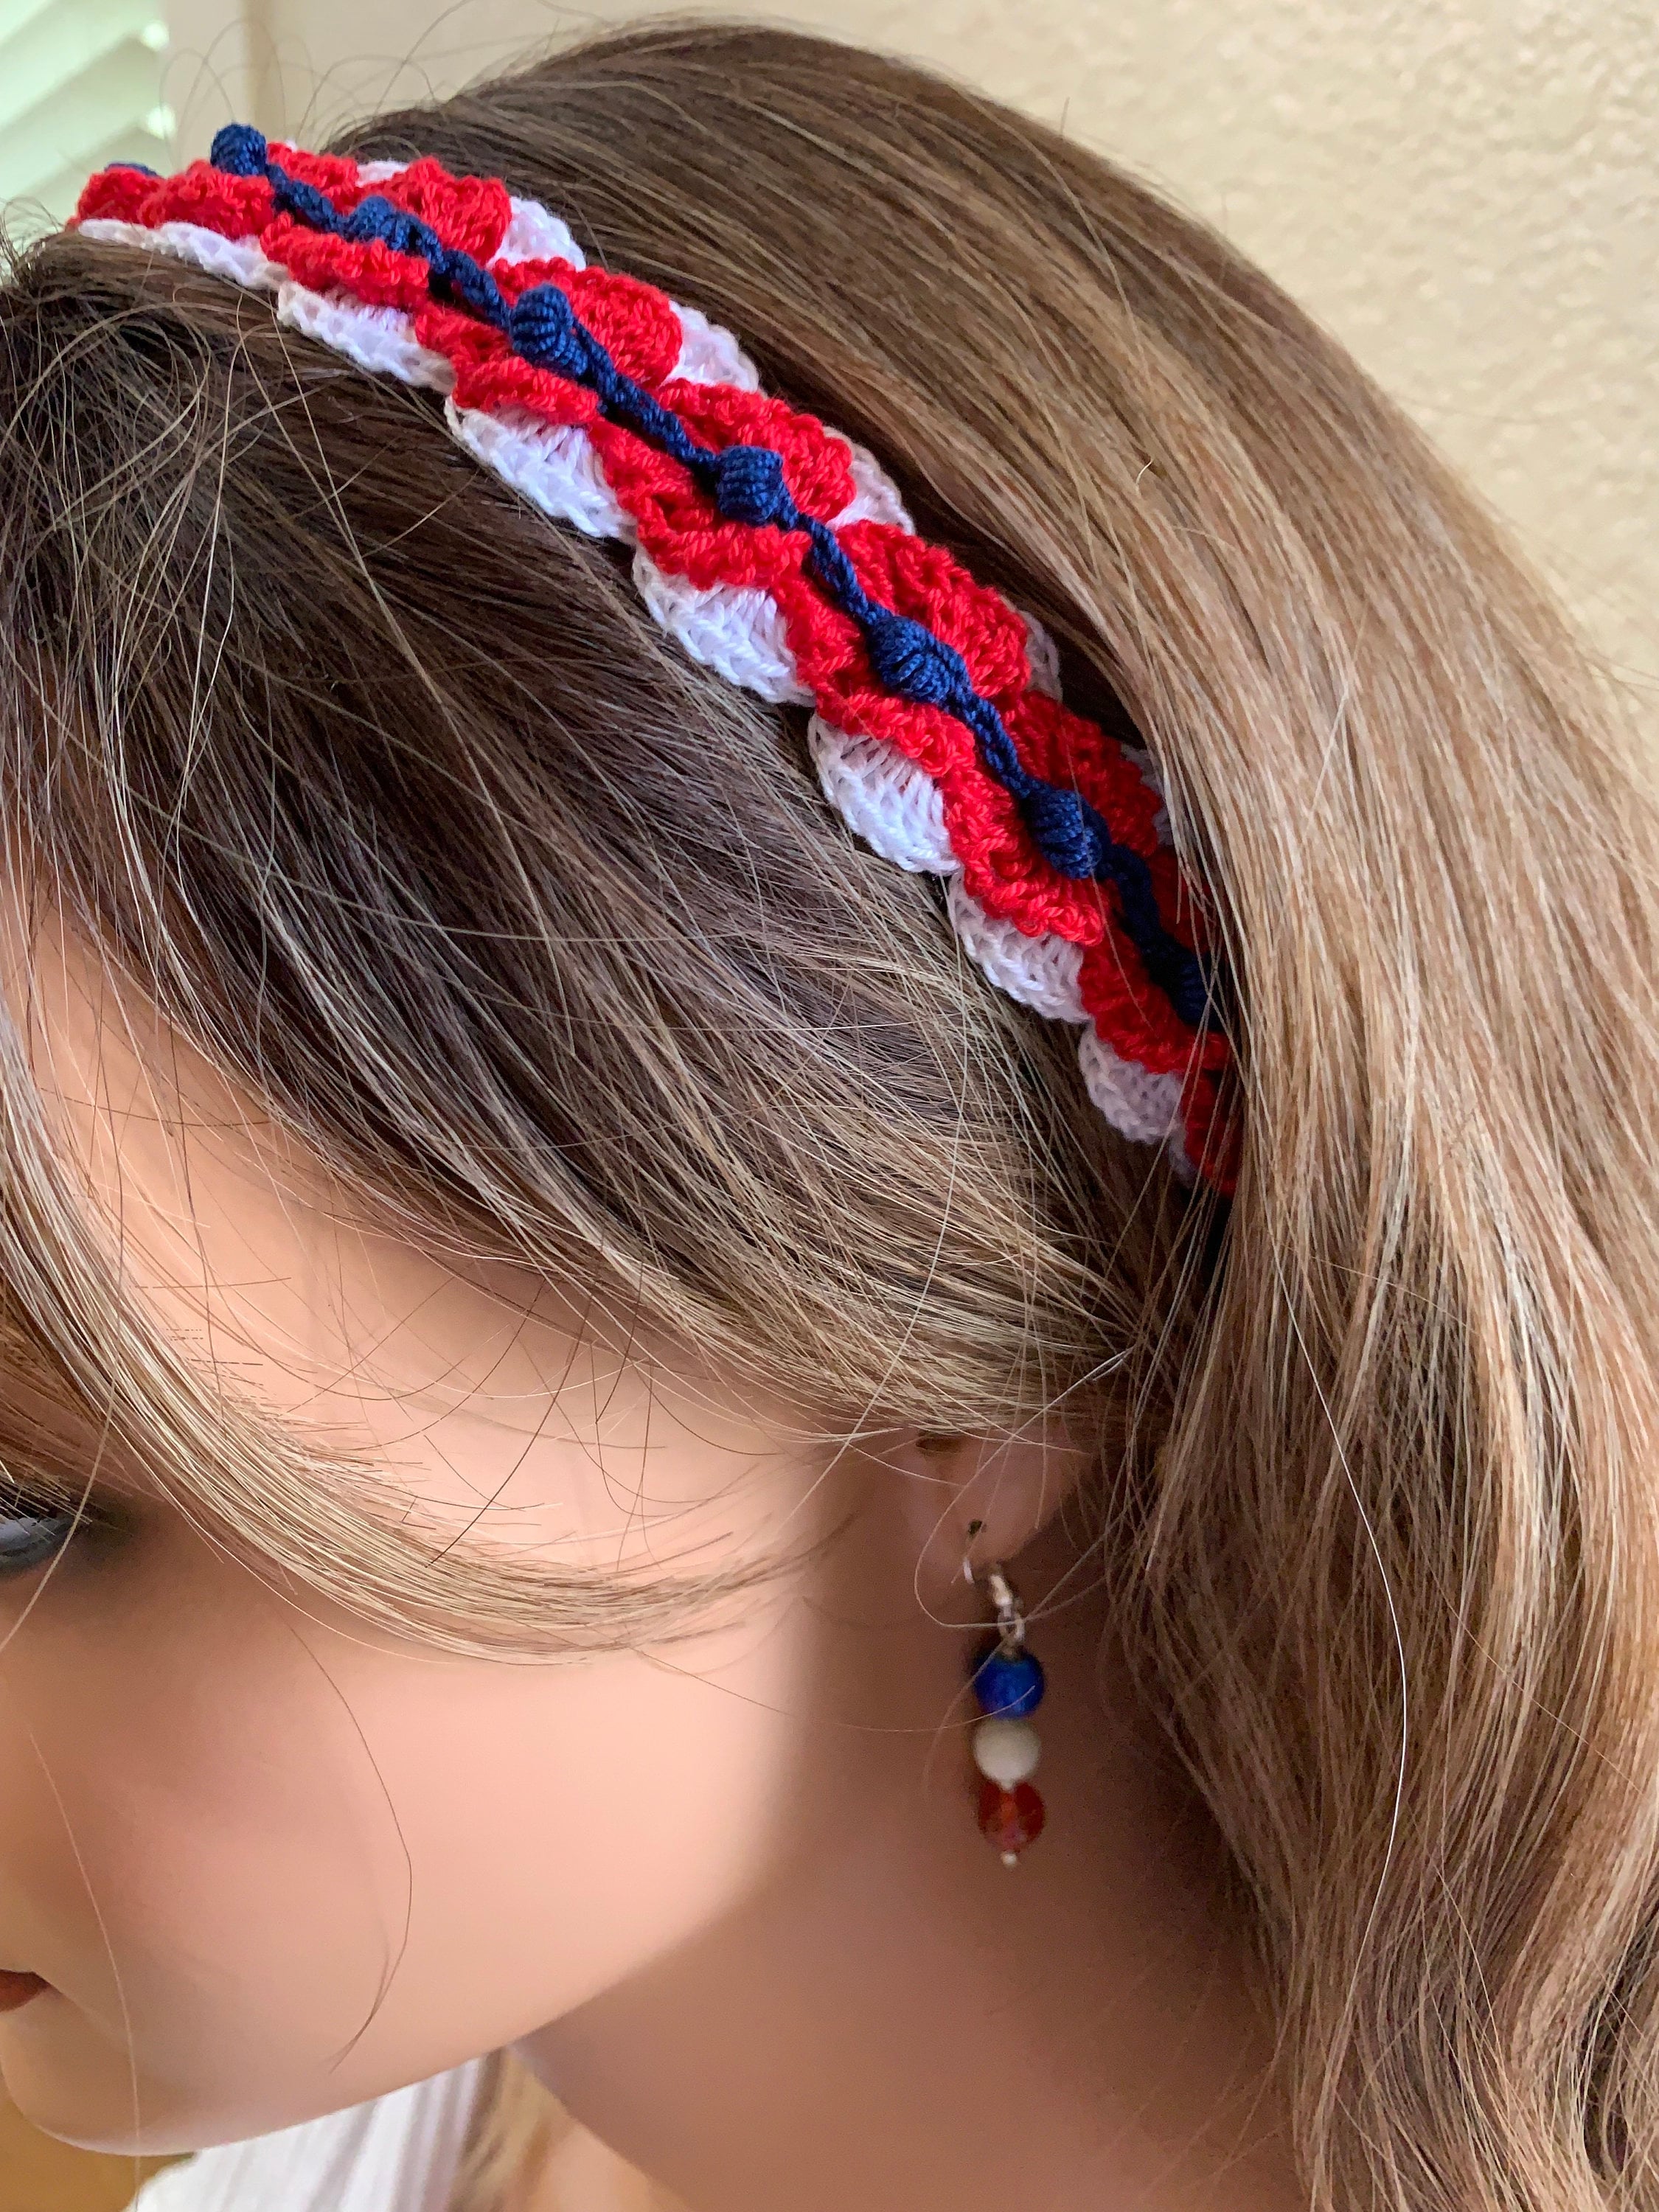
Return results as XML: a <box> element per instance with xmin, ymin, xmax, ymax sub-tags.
<box><xmin>72</xmin><ymin>127</ymin><xmax>1237</xmax><ymax>1192</ymax></box>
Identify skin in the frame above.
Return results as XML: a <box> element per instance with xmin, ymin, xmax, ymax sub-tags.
<box><xmin>0</xmin><ymin>919</ymin><xmax>1300</xmax><ymax>2212</ymax></box>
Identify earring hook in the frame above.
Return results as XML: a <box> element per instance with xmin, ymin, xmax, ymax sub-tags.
<box><xmin>961</xmin><ymin>1520</ymin><xmax>1027</xmax><ymax>1652</ymax></box>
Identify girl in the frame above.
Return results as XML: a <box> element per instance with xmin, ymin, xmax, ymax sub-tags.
<box><xmin>0</xmin><ymin>21</ymin><xmax>1655</xmax><ymax>2212</ymax></box>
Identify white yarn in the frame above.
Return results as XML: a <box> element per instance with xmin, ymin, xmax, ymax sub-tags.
<box><xmin>831</xmin><ymin>442</ymin><xmax>914</xmax><ymax>532</ymax></box>
<box><xmin>276</xmin><ymin>284</ymin><xmax>453</xmax><ymax>392</ymax></box>
<box><xmin>355</xmin><ymin>160</ymin><xmax>409</xmax><ymax>186</ymax></box>
<box><xmin>807</xmin><ymin>718</ymin><xmax>954</xmax><ymax>874</ymax></box>
<box><xmin>497</xmin><ymin>195</ymin><xmax>584</xmax><ymax>268</ymax></box>
<box><xmin>945</xmin><ymin>877</ymin><xmax>1086</xmax><ymax>1023</ymax></box>
<box><xmin>672</xmin><ymin>301</ymin><xmax>761</xmax><ymax>389</ymax></box>
<box><xmin>633</xmin><ymin>553</ymin><xmax>810</xmax><ymax>703</ymax></box>
<box><xmin>77</xmin><ymin>216</ymin><xmax>285</xmax><ymax>291</ymax></box>
<box><xmin>1121</xmin><ymin>741</ymin><xmax>1172</xmax><ymax>844</ymax></box>
<box><xmin>78</xmin><ymin>176</ymin><xmax>1199</xmax><ymax>1171</ymax></box>
<box><xmin>1020</xmin><ymin>612</ymin><xmax>1062</xmax><ymax>700</ymax></box>
<box><xmin>1077</xmin><ymin>1026</ymin><xmax>1185</xmax><ymax>1147</ymax></box>
<box><xmin>443</xmin><ymin>402</ymin><xmax>627</xmax><ymax>539</ymax></box>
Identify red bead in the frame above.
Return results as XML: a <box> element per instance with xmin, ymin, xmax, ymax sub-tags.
<box><xmin>977</xmin><ymin>1778</ymin><xmax>1046</xmax><ymax>1859</ymax></box>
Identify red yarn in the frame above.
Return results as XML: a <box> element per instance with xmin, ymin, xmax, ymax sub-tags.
<box><xmin>69</xmin><ymin>144</ymin><xmax>1239</xmax><ymax>1190</ymax></box>
<box><xmin>840</xmin><ymin>522</ymin><xmax>1032</xmax><ymax>703</ymax></box>
<box><xmin>265</xmin><ymin>220</ymin><xmax>432</xmax><ymax>313</ymax></box>
<box><xmin>74</xmin><ymin>159</ymin><xmax>273</xmax><ymax>237</ymax></box>
<box><xmin>369</xmin><ymin>155</ymin><xmax>511</xmax><ymax>261</ymax></box>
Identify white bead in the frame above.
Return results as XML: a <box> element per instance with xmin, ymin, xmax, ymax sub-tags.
<box><xmin>972</xmin><ymin>1716</ymin><xmax>1041</xmax><ymax>1788</ymax></box>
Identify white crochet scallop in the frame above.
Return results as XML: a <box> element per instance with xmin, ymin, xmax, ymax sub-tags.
<box><xmin>79</xmin><ymin>173</ymin><xmax>1194</xmax><ymax>1170</ymax></box>
<box><xmin>1122</xmin><ymin>741</ymin><xmax>1172</xmax><ymax>843</ymax></box>
<box><xmin>1079</xmin><ymin>1026</ymin><xmax>1192</xmax><ymax>1158</ymax></box>
<box><xmin>498</xmin><ymin>195</ymin><xmax>584</xmax><ymax>268</ymax></box>
<box><xmin>672</xmin><ymin>300</ymin><xmax>760</xmax><ymax>389</ymax></box>
<box><xmin>1021</xmin><ymin>613</ymin><xmax>1062</xmax><ymax>701</ymax></box>
<box><xmin>945</xmin><ymin>876</ymin><xmax>1087</xmax><ymax>1023</ymax></box>
<box><xmin>836</xmin><ymin>442</ymin><xmax>914</xmax><ymax>532</ymax></box>
<box><xmin>77</xmin><ymin>216</ymin><xmax>287</xmax><ymax>289</ymax></box>
<box><xmin>444</xmin><ymin>401</ymin><xmax>627</xmax><ymax>539</ymax></box>
<box><xmin>807</xmin><ymin>717</ymin><xmax>955</xmax><ymax>875</ymax></box>
<box><xmin>633</xmin><ymin>553</ymin><xmax>810</xmax><ymax>703</ymax></box>
<box><xmin>276</xmin><ymin>282</ymin><xmax>454</xmax><ymax>391</ymax></box>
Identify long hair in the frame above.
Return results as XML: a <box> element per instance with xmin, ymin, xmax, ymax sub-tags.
<box><xmin>2</xmin><ymin>24</ymin><xmax>1657</xmax><ymax>2211</ymax></box>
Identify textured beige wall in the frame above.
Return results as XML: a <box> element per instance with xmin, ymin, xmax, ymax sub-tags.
<box><xmin>164</xmin><ymin>0</ymin><xmax>1659</xmax><ymax>714</ymax></box>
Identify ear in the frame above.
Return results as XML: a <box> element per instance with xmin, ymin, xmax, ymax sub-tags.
<box><xmin>892</xmin><ymin>1423</ymin><xmax>1091</xmax><ymax>1605</ymax></box>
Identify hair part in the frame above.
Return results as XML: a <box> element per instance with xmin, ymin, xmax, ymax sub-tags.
<box><xmin>3</xmin><ymin>21</ymin><xmax>1658</xmax><ymax>2212</ymax></box>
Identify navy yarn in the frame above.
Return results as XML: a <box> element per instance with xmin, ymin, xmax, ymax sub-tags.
<box><xmin>210</xmin><ymin>122</ymin><xmax>267</xmax><ymax>175</ymax></box>
<box><xmin>271</xmin><ymin>167</ymin><xmax>344</xmax><ymax>233</ymax></box>
<box><xmin>206</xmin><ymin>128</ymin><xmax>1217</xmax><ymax>1032</ymax></box>
<box><xmin>1020</xmin><ymin>783</ymin><xmax>1102</xmax><ymax>880</ymax></box>
<box><xmin>713</xmin><ymin>445</ymin><xmax>799</xmax><ymax>529</ymax></box>
<box><xmin>509</xmin><ymin>284</ymin><xmax>590</xmax><ymax>380</ymax></box>
<box><xmin>428</xmin><ymin>243</ymin><xmax>506</xmax><ymax>323</ymax></box>
<box><xmin>956</xmin><ymin>692</ymin><xmax>1028</xmax><ymax>792</ymax></box>
<box><xmin>342</xmin><ymin>193</ymin><xmax>431</xmax><ymax>258</ymax></box>
<box><xmin>865</xmin><ymin>612</ymin><xmax>967</xmax><ymax>709</ymax></box>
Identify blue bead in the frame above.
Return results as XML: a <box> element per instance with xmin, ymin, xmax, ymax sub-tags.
<box><xmin>509</xmin><ymin>285</ymin><xmax>589</xmax><ymax>380</ymax></box>
<box><xmin>713</xmin><ymin>444</ymin><xmax>799</xmax><ymax>529</ymax></box>
<box><xmin>970</xmin><ymin>1639</ymin><xmax>1046</xmax><ymax>1719</ymax></box>
<box><xmin>864</xmin><ymin>611</ymin><xmax>967</xmax><ymax>709</ymax></box>
<box><xmin>211</xmin><ymin>123</ymin><xmax>268</xmax><ymax>178</ymax></box>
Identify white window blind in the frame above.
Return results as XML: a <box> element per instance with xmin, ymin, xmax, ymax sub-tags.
<box><xmin>1</xmin><ymin>0</ymin><xmax>171</xmax><ymax>236</ymax></box>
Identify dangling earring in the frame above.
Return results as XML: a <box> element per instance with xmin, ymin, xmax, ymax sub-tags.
<box><xmin>964</xmin><ymin>1526</ymin><xmax>1047</xmax><ymax>1867</ymax></box>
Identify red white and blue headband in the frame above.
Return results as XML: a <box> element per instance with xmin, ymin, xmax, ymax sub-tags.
<box><xmin>72</xmin><ymin>127</ymin><xmax>1237</xmax><ymax>1192</ymax></box>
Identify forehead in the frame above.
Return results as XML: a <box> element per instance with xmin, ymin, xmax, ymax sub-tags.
<box><xmin>0</xmin><ymin>900</ymin><xmax>796</xmax><ymax>1565</ymax></box>
<box><xmin>9</xmin><ymin>905</ymin><xmax>456</xmax><ymax>1422</ymax></box>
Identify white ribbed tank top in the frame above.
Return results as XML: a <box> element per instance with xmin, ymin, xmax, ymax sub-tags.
<box><xmin>131</xmin><ymin>2061</ymin><xmax>482</xmax><ymax>2212</ymax></box>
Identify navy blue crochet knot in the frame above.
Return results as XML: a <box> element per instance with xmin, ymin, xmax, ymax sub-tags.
<box><xmin>509</xmin><ymin>285</ymin><xmax>589</xmax><ymax>380</ymax></box>
<box><xmin>170</xmin><ymin>128</ymin><xmax>1216</xmax><ymax>1048</ymax></box>
<box><xmin>865</xmin><ymin>612</ymin><xmax>967</xmax><ymax>709</ymax></box>
<box><xmin>712</xmin><ymin>445</ymin><xmax>799</xmax><ymax>529</ymax></box>
<box><xmin>211</xmin><ymin>123</ymin><xmax>268</xmax><ymax>177</ymax></box>
<box><xmin>1020</xmin><ymin>784</ymin><xmax>1102</xmax><ymax>879</ymax></box>
<box><xmin>344</xmin><ymin>195</ymin><xmax>433</xmax><ymax>258</ymax></box>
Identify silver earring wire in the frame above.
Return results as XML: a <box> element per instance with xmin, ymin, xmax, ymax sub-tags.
<box><xmin>962</xmin><ymin>1524</ymin><xmax>1029</xmax><ymax>1654</ymax></box>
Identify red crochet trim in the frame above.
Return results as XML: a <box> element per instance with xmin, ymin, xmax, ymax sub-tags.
<box><xmin>74</xmin><ymin>148</ymin><xmax>1239</xmax><ymax>1191</ymax></box>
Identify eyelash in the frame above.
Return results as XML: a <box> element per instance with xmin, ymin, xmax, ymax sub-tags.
<box><xmin>0</xmin><ymin>1496</ymin><xmax>82</xmax><ymax>1579</ymax></box>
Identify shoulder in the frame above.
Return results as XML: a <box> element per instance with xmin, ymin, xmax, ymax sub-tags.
<box><xmin>132</xmin><ymin>2061</ymin><xmax>485</xmax><ymax>2212</ymax></box>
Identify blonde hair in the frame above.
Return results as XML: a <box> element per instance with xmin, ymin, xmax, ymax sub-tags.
<box><xmin>1</xmin><ymin>21</ymin><xmax>1656</xmax><ymax>2212</ymax></box>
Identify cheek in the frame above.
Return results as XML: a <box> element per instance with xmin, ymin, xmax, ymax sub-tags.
<box><xmin>352</xmin><ymin>1603</ymin><xmax>812</xmax><ymax>2041</ymax></box>
<box><xmin>0</xmin><ymin>1529</ymin><xmax>434</xmax><ymax>2145</ymax></box>
<box><xmin>0</xmin><ymin>1518</ymin><xmax>814</xmax><ymax>2153</ymax></box>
